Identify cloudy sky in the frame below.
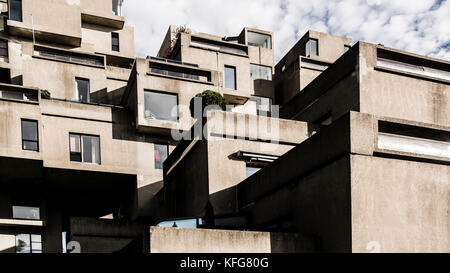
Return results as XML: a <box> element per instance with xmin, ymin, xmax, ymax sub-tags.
<box><xmin>122</xmin><ymin>0</ymin><xmax>450</xmax><ymax>62</ymax></box>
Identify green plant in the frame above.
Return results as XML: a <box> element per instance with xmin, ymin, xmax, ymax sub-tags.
<box><xmin>40</xmin><ymin>89</ymin><xmax>51</xmax><ymax>99</ymax></box>
<box><xmin>190</xmin><ymin>90</ymin><xmax>228</xmax><ymax>118</ymax></box>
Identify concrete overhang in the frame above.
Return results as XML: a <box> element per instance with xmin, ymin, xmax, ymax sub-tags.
<box><xmin>81</xmin><ymin>12</ymin><xmax>125</xmax><ymax>30</ymax></box>
<box><xmin>0</xmin><ymin>219</ymin><xmax>45</xmax><ymax>227</ymax></box>
<box><xmin>223</xmin><ymin>93</ymin><xmax>249</xmax><ymax>105</ymax></box>
<box><xmin>6</xmin><ymin>20</ymin><xmax>82</xmax><ymax>47</ymax></box>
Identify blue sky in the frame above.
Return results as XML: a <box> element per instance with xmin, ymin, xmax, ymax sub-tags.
<box><xmin>123</xmin><ymin>0</ymin><xmax>450</xmax><ymax>62</ymax></box>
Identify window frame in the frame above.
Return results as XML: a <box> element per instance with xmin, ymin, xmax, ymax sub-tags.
<box><xmin>305</xmin><ymin>38</ymin><xmax>319</xmax><ymax>57</ymax></box>
<box><xmin>12</xmin><ymin>206</ymin><xmax>41</xmax><ymax>220</ymax></box>
<box><xmin>224</xmin><ymin>65</ymin><xmax>237</xmax><ymax>90</ymax></box>
<box><xmin>21</xmin><ymin>119</ymin><xmax>39</xmax><ymax>152</ymax></box>
<box><xmin>111</xmin><ymin>32</ymin><xmax>120</xmax><ymax>52</ymax></box>
<box><xmin>250</xmin><ymin>64</ymin><xmax>273</xmax><ymax>81</ymax></box>
<box><xmin>69</xmin><ymin>133</ymin><xmax>101</xmax><ymax>164</ymax></box>
<box><xmin>154</xmin><ymin>143</ymin><xmax>169</xmax><ymax>170</ymax></box>
<box><xmin>143</xmin><ymin>89</ymin><xmax>179</xmax><ymax>122</ymax></box>
<box><xmin>75</xmin><ymin>77</ymin><xmax>90</xmax><ymax>103</ymax></box>
<box><xmin>0</xmin><ymin>39</ymin><xmax>8</xmax><ymax>59</ymax></box>
<box><xmin>15</xmin><ymin>233</ymin><xmax>42</xmax><ymax>254</ymax></box>
<box><xmin>8</xmin><ymin>0</ymin><xmax>23</xmax><ymax>22</ymax></box>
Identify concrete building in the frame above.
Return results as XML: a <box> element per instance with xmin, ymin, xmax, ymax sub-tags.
<box><xmin>0</xmin><ymin>0</ymin><xmax>448</xmax><ymax>254</ymax></box>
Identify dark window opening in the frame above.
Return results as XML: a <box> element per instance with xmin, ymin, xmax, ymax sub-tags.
<box><xmin>0</xmin><ymin>39</ymin><xmax>8</xmax><ymax>58</ymax></box>
<box><xmin>21</xmin><ymin>119</ymin><xmax>38</xmax><ymax>152</ymax></box>
<box><xmin>75</xmin><ymin>78</ymin><xmax>90</xmax><ymax>103</ymax></box>
<box><xmin>9</xmin><ymin>0</ymin><xmax>22</xmax><ymax>22</ymax></box>
<box><xmin>111</xmin><ymin>33</ymin><xmax>119</xmax><ymax>52</ymax></box>
<box><xmin>154</xmin><ymin>144</ymin><xmax>169</xmax><ymax>170</ymax></box>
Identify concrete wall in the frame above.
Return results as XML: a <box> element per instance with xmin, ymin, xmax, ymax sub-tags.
<box><xmin>351</xmin><ymin>155</ymin><xmax>450</xmax><ymax>253</ymax></box>
<box><xmin>149</xmin><ymin>226</ymin><xmax>315</xmax><ymax>253</ymax></box>
<box><xmin>358</xmin><ymin>42</ymin><xmax>450</xmax><ymax>127</ymax></box>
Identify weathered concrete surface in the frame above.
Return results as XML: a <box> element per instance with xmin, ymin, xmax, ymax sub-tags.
<box><xmin>149</xmin><ymin>226</ymin><xmax>316</xmax><ymax>253</ymax></box>
<box><xmin>351</xmin><ymin>155</ymin><xmax>450</xmax><ymax>253</ymax></box>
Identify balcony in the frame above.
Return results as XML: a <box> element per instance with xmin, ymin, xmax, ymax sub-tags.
<box><xmin>0</xmin><ymin>83</ymin><xmax>39</xmax><ymax>104</ymax></box>
<box><xmin>148</xmin><ymin>57</ymin><xmax>215</xmax><ymax>85</ymax></box>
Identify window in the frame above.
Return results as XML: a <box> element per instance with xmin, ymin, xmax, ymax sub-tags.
<box><xmin>15</xmin><ymin>234</ymin><xmax>41</xmax><ymax>253</ymax></box>
<box><xmin>281</xmin><ymin>64</ymin><xmax>286</xmax><ymax>72</ymax></box>
<box><xmin>0</xmin><ymin>39</ymin><xmax>8</xmax><ymax>59</ymax></box>
<box><xmin>247</xmin><ymin>31</ymin><xmax>272</xmax><ymax>49</ymax></box>
<box><xmin>9</xmin><ymin>0</ymin><xmax>22</xmax><ymax>22</ymax></box>
<box><xmin>69</xmin><ymin>134</ymin><xmax>101</xmax><ymax>164</ymax></box>
<box><xmin>35</xmin><ymin>46</ymin><xmax>104</xmax><ymax>67</ymax></box>
<box><xmin>305</xmin><ymin>38</ymin><xmax>318</xmax><ymax>56</ymax></box>
<box><xmin>246</xmin><ymin>165</ymin><xmax>262</xmax><ymax>178</ymax></box>
<box><xmin>224</xmin><ymin>66</ymin><xmax>236</xmax><ymax>90</ymax></box>
<box><xmin>111</xmin><ymin>33</ymin><xmax>119</xmax><ymax>52</ymax></box>
<box><xmin>154</xmin><ymin>144</ymin><xmax>168</xmax><ymax>170</ymax></box>
<box><xmin>144</xmin><ymin>90</ymin><xmax>178</xmax><ymax>122</ymax></box>
<box><xmin>250</xmin><ymin>64</ymin><xmax>272</xmax><ymax>80</ymax></box>
<box><xmin>112</xmin><ymin>0</ymin><xmax>123</xmax><ymax>16</ymax></box>
<box><xmin>21</xmin><ymin>119</ymin><xmax>38</xmax><ymax>152</ymax></box>
<box><xmin>250</xmin><ymin>96</ymin><xmax>272</xmax><ymax>116</ymax></box>
<box><xmin>12</xmin><ymin>206</ymin><xmax>40</xmax><ymax>220</ymax></box>
<box><xmin>75</xmin><ymin>78</ymin><xmax>90</xmax><ymax>103</ymax></box>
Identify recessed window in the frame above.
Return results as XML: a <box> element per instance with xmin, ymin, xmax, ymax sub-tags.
<box><xmin>15</xmin><ymin>234</ymin><xmax>42</xmax><ymax>253</ymax></box>
<box><xmin>0</xmin><ymin>39</ymin><xmax>8</xmax><ymax>59</ymax></box>
<box><xmin>112</xmin><ymin>0</ymin><xmax>123</xmax><ymax>16</ymax></box>
<box><xmin>246</xmin><ymin>165</ymin><xmax>262</xmax><ymax>178</ymax></box>
<box><xmin>224</xmin><ymin>65</ymin><xmax>236</xmax><ymax>90</ymax></box>
<box><xmin>111</xmin><ymin>33</ymin><xmax>119</xmax><ymax>52</ymax></box>
<box><xmin>75</xmin><ymin>78</ymin><xmax>90</xmax><ymax>103</ymax></box>
<box><xmin>9</xmin><ymin>0</ymin><xmax>22</xmax><ymax>22</ymax></box>
<box><xmin>305</xmin><ymin>38</ymin><xmax>318</xmax><ymax>57</ymax></box>
<box><xmin>250</xmin><ymin>64</ymin><xmax>272</xmax><ymax>80</ymax></box>
<box><xmin>12</xmin><ymin>206</ymin><xmax>40</xmax><ymax>220</ymax></box>
<box><xmin>144</xmin><ymin>90</ymin><xmax>178</xmax><ymax>122</ymax></box>
<box><xmin>21</xmin><ymin>119</ymin><xmax>39</xmax><ymax>152</ymax></box>
<box><xmin>154</xmin><ymin>144</ymin><xmax>169</xmax><ymax>170</ymax></box>
<box><xmin>247</xmin><ymin>31</ymin><xmax>272</xmax><ymax>49</ymax></box>
<box><xmin>69</xmin><ymin>133</ymin><xmax>101</xmax><ymax>164</ymax></box>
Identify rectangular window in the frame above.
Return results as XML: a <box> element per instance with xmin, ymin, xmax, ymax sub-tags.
<box><xmin>69</xmin><ymin>133</ymin><xmax>101</xmax><ymax>164</ymax></box>
<box><xmin>247</xmin><ymin>31</ymin><xmax>272</xmax><ymax>49</ymax></box>
<box><xmin>246</xmin><ymin>165</ymin><xmax>262</xmax><ymax>178</ymax></box>
<box><xmin>21</xmin><ymin>119</ymin><xmax>38</xmax><ymax>151</ymax></box>
<box><xmin>250</xmin><ymin>64</ymin><xmax>272</xmax><ymax>80</ymax></box>
<box><xmin>154</xmin><ymin>144</ymin><xmax>169</xmax><ymax>170</ymax></box>
<box><xmin>111</xmin><ymin>33</ymin><xmax>119</xmax><ymax>52</ymax></box>
<box><xmin>306</xmin><ymin>38</ymin><xmax>318</xmax><ymax>56</ymax></box>
<box><xmin>12</xmin><ymin>206</ymin><xmax>40</xmax><ymax>220</ymax></box>
<box><xmin>112</xmin><ymin>0</ymin><xmax>123</xmax><ymax>16</ymax></box>
<box><xmin>224</xmin><ymin>66</ymin><xmax>236</xmax><ymax>90</ymax></box>
<box><xmin>144</xmin><ymin>90</ymin><xmax>178</xmax><ymax>122</ymax></box>
<box><xmin>15</xmin><ymin>234</ymin><xmax>42</xmax><ymax>253</ymax></box>
<box><xmin>75</xmin><ymin>78</ymin><xmax>90</xmax><ymax>103</ymax></box>
<box><xmin>250</xmin><ymin>96</ymin><xmax>272</xmax><ymax>116</ymax></box>
<box><xmin>0</xmin><ymin>39</ymin><xmax>8</xmax><ymax>58</ymax></box>
<box><xmin>9</xmin><ymin>0</ymin><xmax>22</xmax><ymax>22</ymax></box>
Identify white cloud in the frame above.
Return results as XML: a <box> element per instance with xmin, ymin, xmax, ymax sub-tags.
<box><xmin>123</xmin><ymin>0</ymin><xmax>450</xmax><ymax>61</ymax></box>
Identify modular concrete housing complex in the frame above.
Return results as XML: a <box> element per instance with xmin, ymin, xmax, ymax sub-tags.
<box><xmin>0</xmin><ymin>0</ymin><xmax>448</xmax><ymax>253</ymax></box>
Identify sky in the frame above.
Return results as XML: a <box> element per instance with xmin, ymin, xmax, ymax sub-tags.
<box><xmin>122</xmin><ymin>0</ymin><xmax>450</xmax><ymax>62</ymax></box>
